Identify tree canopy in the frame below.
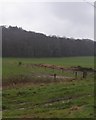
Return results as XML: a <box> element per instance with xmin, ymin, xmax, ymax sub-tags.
<box><xmin>2</xmin><ymin>26</ymin><xmax>95</xmax><ymax>57</ymax></box>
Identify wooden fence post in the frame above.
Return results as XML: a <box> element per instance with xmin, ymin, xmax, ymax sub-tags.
<box><xmin>75</xmin><ymin>71</ymin><xmax>78</xmax><ymax>79</ymax></box>
<box><xmin>82</xmin><ymin>71</ymin><xmax>87</xmax><ymax>79</ymax></box>
<box><xmin>54</xmin><ymin>74</ymin><xmax>57</xmax><ymax>80</ymax></box>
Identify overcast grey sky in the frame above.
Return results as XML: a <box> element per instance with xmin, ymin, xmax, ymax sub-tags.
<box><xmin>0</xmin><ymin>0</ymin><xmax>94</xmax><ymax>40</ymax></box>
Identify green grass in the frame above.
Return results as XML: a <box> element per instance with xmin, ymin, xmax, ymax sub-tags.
<box><xmin>2</xmin><ymin>56</ymin><xmax>95</xmax><ymax>118</ymax></box>
<box><xmin>3</xmin><ymin>56</ymin><xmax>94</xmax><ymax>66</ymax></box>
<box><xmin>3</xmin><ymin>77</ymin><xmax>94</xmax><ymax>118</ymax></box>
<box><xmin>2</xmin><ymin>56</ymin><xmax>94</xmax><ymax>78</ymax></box>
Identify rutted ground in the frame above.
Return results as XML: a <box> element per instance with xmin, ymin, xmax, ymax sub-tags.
<box><xmin>3</xmin><ymin>75</ymin><xmax>94</xmax><ymax>118</ymax></box>
<box><xmin>2</xmin><ymin>57</ymin><xmax>95</xmax><ymax>118</ymax></box>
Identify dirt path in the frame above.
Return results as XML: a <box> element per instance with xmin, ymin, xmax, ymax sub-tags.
<box><xmin>37</xmin><ymin>74</ymin><xmax>73</xmax><ymax>79</ymax></box>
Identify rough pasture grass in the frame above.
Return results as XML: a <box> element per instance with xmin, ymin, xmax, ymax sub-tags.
<box><xmin>2</xmin><ymin>56</ymin><xmax>94</xmax><ymax>118</ymax></box>
<box><xmin>2</xmin><ymin>56</ymin><xmax>94</xmax><ymax>78</ymax></box>
<box><xmin>3</xmin><ymin>77</ymin><xmax>94</xmax><ymax>118</ymax></box>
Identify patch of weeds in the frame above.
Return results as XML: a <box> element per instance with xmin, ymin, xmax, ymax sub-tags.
<box><xmin>16</xmin><ymin>91</ymin><xmax>28</xmax><ymax>96</ymax></box>
<box><xmin>2</xmin><ymin>105</ymin><xmax>9</xmax><ymax>110</ymax></box>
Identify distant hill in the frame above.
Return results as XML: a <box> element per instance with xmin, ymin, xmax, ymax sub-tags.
<box><xmin>2</xmin><ymin>26</ymin><xmax>95</xmax><ymax>57</ymax></box>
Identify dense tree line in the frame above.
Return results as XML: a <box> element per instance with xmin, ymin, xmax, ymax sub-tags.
<box><xmin>2</xmin><ymin>26</ymin><xmax>95</xmax><ymax>57</ymax></box>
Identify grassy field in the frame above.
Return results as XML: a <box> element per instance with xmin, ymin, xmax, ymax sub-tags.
<box><xmin>2</xmin><ymin>56</ymin><xmax>95</xmax><ymax>118</ymax></box>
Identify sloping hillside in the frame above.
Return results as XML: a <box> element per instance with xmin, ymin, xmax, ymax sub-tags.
<box><xmin>2</xmin><ymin>26</ymin><xmax>94</xmax><ymax>57</ymax></box>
